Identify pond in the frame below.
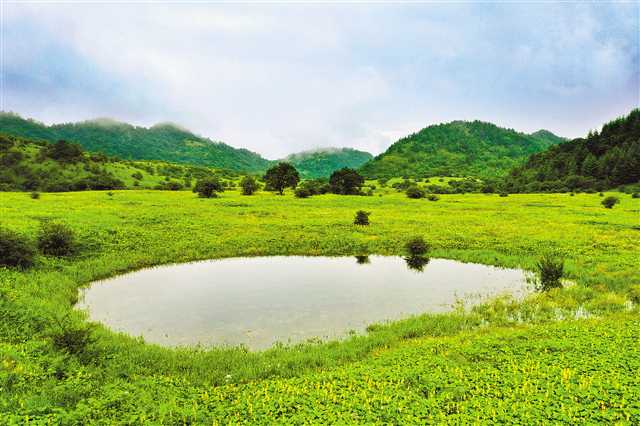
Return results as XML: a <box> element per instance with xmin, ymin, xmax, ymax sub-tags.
<box><xmin>77</xmin><ymin>256</ymin><xmax>532</xmax><ymax>350</ymax></box>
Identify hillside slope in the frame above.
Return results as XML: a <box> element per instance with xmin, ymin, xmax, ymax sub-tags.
<box><xmin>359</xmin><ymin>121</ymin><xmax>563</xmax><ymax>178</ymax></box>
<box><xmin>0</xmin><ymin>133</ymin><xmax>233</xmax><ymax>192</ymax></box>
<box><xmin>506</xmin><ymin>109</ymin><xmax>640</xmax><ymax>192</ymax></box>
<box><xmin>284</xmin><ymin>148</ymin><xmax>373</xmax><ymax>178</ymax></box>
<box><xmin>0</xmin><ymin>113</ymin><xmax>270</xmax><ymax>173</ymax></box>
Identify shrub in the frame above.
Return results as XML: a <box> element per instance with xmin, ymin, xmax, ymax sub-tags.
<box><xmin>426</xmin><ymin>194</ymin><xmax>439</xmax><ymax>201</ymax></box>
<box><xmin>598</xmin><ymin>192</ymin><xmax>604</xmax><ymax>197</ymax></box>
<box><xmin>404</xmin><ymin>255</ymin><xmax>430</xmax><ymax>272</ymax></box>
<box><xmin>194</xmin><ymin>177</ymin><xmax>224</xmax><ymax>198</ymax></box>
<box><xmin>601</xmin><ymin>196</ymin><xmax>619</xmax><ymax>209</ymax></box>
<box><xmin>632</xmin><ymin>193</ymin><xmax>640</xmax><ymax>199</ymax></box>
<box><xmin>569</xmin><ymin>192</ymin><xmax>575</xmax><ymax>197</ymax></box>
<box><xmin>30</xmin><ymin>192</ymin><xmax>40</xmax><ymax>199</ymax></box>
<box><xmin>499</xmin><ymin>192</ymin><xmax>509</xmax><ymax>197</ymax></box>
<box><xmin>0</xmin><ymin>228</ymin><xmax>36</xmax><ymax>268</ymax></box>
<box><xmin>37</xmin><ymin>222</ymin><xmax>76</xmax><ymax>257</ymax></box>
<box><xmin>405</xmin><ymin>186</ymin><xmax>425</xmax><ymax>199</ymax></box>
<box><xmin>50</xmin><ymin>319</ymin><xmax>96</xmax><ymax>355</ymax></box>
<box><xmin>354</xmin><ymin>210</ymin><xmax>370</xmax><ymax>226</ymax></box>
<box><xmin>240</xmin><ymin>176</ymin><xmax>259</xmax><ymax>195</ymax></box>
<box><xmin>131</xmin><ymin>171</ymin><xmax>143</xmax><ymax>180</ymax></box>
<box><xmin>263</xmin><ymin>162</ymin><xmax>299</xmax><ymax>195</ymax></box>
<box><xmin>294</xmin><ymin>187</ymin><xmax>312</xmax><ymax>198</ymax></box>
<box><xmin>405</xmin><ymin>237</ymin><xmax>429</xmax><ymax>256</ymax></box>
<box><xmin>536</xmin><ymin>253</ymin><xmax>564</xmax><ymax>291</ymax></box>
<box><xmin>329</xmin><ymin>168</ymin><xmax>364</xmax><ymax>195</ymax></box>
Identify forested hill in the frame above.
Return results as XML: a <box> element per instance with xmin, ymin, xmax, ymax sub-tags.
<box><xmin>284</xmin><ymin>148</ymin><xmax>373</xmax><ymax>178</ymax></box>
<box><xmin>358</xmin><ymin>120</ymin><xmax>564</xmax><ymax>178</ymax></box>
<box><xmin>0</xmin><ymin>113</ymin><xmax>271</xmax><ymax>173</ymax></box>
<box><xmin>506</xmin><ymin>109</ymin><xmax>640</xmax><ymax>192</ymax></box>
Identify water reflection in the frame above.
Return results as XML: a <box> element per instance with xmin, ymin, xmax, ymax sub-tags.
<box><xmin>78</xmin><ymin>256</ymin><xmax>531</xmax><ymax>350</ymax></box>
<box><xmin>404</xmin><ymin>256</ymin><xmax>431</xmax><ymax>272</ymax></box>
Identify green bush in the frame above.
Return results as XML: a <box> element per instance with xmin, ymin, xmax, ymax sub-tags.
<box><xmin>405</xmin><ymin>186</ymin><xmax>425</xmax><ymax>199</ymax></box>
<box><xmin>240</xmin><ymin>176</ymin><xmax>259</xmax><ymax>196</ymax></box>
<box><xmin>194</xmin><ymin>177</ymin><xmax>224</xmax><ymax>198</ymax></box>
<box><xmin>499</xmin><ymin>192</ymin><xmax>509</xmax><ymax>197</ymax></box>
<box><xmin>405</xmin><ymin>237</ymin><xmax>429</xmax><ymax>256</ymax></box>
<box><xmin>354</xmin><ymin>210</ymin><xmax>370</xmax><ymax>226</ymax></box>
<box><xmin>426</xmin><ymin>194</ymin><xmax>440</xmax><ymax>201</ymax></box>
<box><xmin>37</xmin><ymin>222</ymin><xmax>76</xmax><ymax>257</ymax></box>
<box><xmin>536</xmin><ymin>253</ymin><xmax>564</xmax><ymax>291</ymax></box>
<box><xmin>50</xmin><ymin>319</ymin><xmax>96</xmax><ymax>356</ymax></box>
<box><xmin>601</xmin><ymin>196</ymin><xmax>619</xmax><ymax>209</ymax></box>
<box><xmin>0</xmin><ymin>228</ymin><xmax>36</xmax><ymax>268</ymax></box>
<box><xmin>294</xmin><ymin>187</ymin><xmax>312</xmax><ymax>198</ymax></box>
<box><xmin>632</xmin><ymin>193</ymin><xmax>639</xmax><ymax>199</ymax></box>
<box><xmin>30</xmin><ymin>192</ymin><xmax>40</xmax><ymax>199</ymax></box>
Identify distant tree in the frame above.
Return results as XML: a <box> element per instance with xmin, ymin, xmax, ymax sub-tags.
<box><xmin>240</xmin><ymin>176</ymin><xmax>259</xmax><ymax>195</ymax></box>
<box><xmin>194</xmin><ymin>177</ymin><xmax>224</xmax><ymax>198</ymax></box>
<box><xmin>294</xmin><ymin>187</ymin><xmax>312</xmax><ymax>198</ymax></box>
<box><xmin>329</xmin><ymin>168</ymin><xmax>365</xmax><ymax>195</ymax></box>
<box><xmin>263</xmin><ymin>162</ymin><xmax>300</xmax><ymax>195</ymax></box>
<box><xmin>42</xmin><ymin>140</ymin><xmax>84</xmax><ymax>163</ymax></box>
<box><xmin>354</xmin><ymin>210</ymin><xmax>370</xmax><ymax>226</ymax></box>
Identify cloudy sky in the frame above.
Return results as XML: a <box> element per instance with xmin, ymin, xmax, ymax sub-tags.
<box><xmin>2</xmin><ymin>2</ymin><xmax>638</xmax><ymax>159</ymax></box>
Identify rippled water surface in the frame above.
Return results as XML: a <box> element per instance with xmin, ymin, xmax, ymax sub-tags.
<box><xmin>77</xmin><ymin>256</ymin><xmax>531</xmax><ymax>349</ymax></box>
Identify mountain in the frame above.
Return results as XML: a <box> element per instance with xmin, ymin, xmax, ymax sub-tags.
<box><xmin>0</xmin><ymin>133</ymin><xmax>236</xmax><ymax>192</ymax></box>
<box><xmin>284</xmin><ymin>148</ymin><xmax>373</xmax><ymax>178</ymax></box>
<box><xmin>506</xmin><ymin>109</ymin><xmax>640</xmax><ymax>192</ymax></box>
<box><xmin>358</xmin><ymin>120</ymin><xmax>565</xmax><ymax>178</ymax></box>
<box><xmin>0</xmin><ymin>112</ymin><xmax>270</xmax><ymax>173</ymax></box>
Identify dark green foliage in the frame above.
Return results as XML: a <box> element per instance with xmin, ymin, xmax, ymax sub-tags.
<box><xmin>359</xmin><ymin>120</ymin><xmax>563</xmax><ymax>178</ymax></box>
<box><xmin>0</xmin><ymin>113</ymin><xmax>271</xmax><ymax>172</ymax></box>
<box><xmin>632</xmin><ymin>193</ymin><xmax>639</xmax><ymax>199</ymax></box>
<box><xmin>155</xmin><ymin>181</ymin><xmax>184</xmax><ymax>191</ymax></box>
<box><xmin>404</xmin><ymin>255</ymin><xmax>430</xmax><ymax>272</ymax></box>
<box><xmin>297</xmin><ymin>179</ymin><xmax>331</xmax><ymax>196</ymax></box>
<box><xmin>0</xmin><ymin>228</ymin><xmax>36</xmax><ymax>268</ymax></box>
<box><xmin>131</xmin><ymin>171</ymin><xmax>143</xmax><ymax>180</ymax></box>
<box><xmin>405</xmin><ymin>186</ymin><xmax>425</xmax><ymax>199</ymax></box>
<box><xmin>601</xmin><ymin>196</ymin><xmax>619</xmax><ymax>209</ymax></box>
<box><xmin>240</xmin><ymin>176</ymin><xmax>259</xmax><ymax>195</ymax></box>
<box><xmin>507</xmin><ymin>109</ymin><xmax>640</xmax><ymax>192</ymax></box>
<box><xmin>354</xmin><ymin>210</ymin><xmax>370</xmax><ymax>226</ymax></box>
<box><xmin>355</xmin><ymin>255</ymin><xmax>370</xmax><ymax>264</ymax></box>
<box><xmin>37</xmin><ymin>222</ymin><xmax>76</xmax><ymax>257</ymax></box>
<box><xmin>426</xmin><ymin>194</ymin><xmax>440</xmax><ymax>201</ymax></box>
<box><xmin>294</xmin><ymin>187</ymin><xmax>312</xmax><ymax>198</ymax></box>
<box><xmin>41</xmin><ymin>140</ymin><xmax>84</xmax><ymax>163</ymax></box>
<box><xmin>264</xmin><ymin>163</ymin><xmax>300</xmax><ymax>195</ymax></box>
<box><xmin>329</xmin><ymin>168</ymin><xmax>365</xmax><ymax>195</ymax></box>
<box><xmin>50</xmin><ymin>318</ymin><xmax>96</xmax><ymax>356</ymax></box>
<box><xmin>405</xmin><ymin>237</ymin><xmax>430</xmax><ymax>256</ymax></box>
<box><xmin>499</xmin><ymin>192</ymin><xmax>509</xmax><ymax>197</ymax></box>
<box><xmin>30</xmin><ymin>192</ymin><xmax>40</xmax><ymax>199</ymax></box>
<box><xmin>285</xmin><ymin>148</ymin><xmax>372</xmax><ymax>178</ymax></box>
<box><xmin>194</xmin><ymin>177</ymin><xmax>224</xmax><ymax>198</ymax></box>
<box><xmin>536</xmin><ymin>254</ymin><xmax>564</xmax><ymax>291</ymax></box>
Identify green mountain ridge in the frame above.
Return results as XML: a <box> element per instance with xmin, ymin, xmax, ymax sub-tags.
<box><xmin>283</xmin><ymin>148</ymin><xmax>373</xmax><ymax>178</ymax></box>
<box><xmin>359</xmin><ymin>120</ymin><xmax>565</xmax><ymax>178</ymax></box>
<box><xmin>506</xmin><ymin>109</ymin><xmax>640</xmax><ymax>192</ymax></box>
<box><xmin>0</xmin><ymin>112</ymin><xmax>271</xmax><ymax>173</ymax></box>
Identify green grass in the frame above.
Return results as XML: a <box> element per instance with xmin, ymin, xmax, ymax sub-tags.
<box><xmin>1</xmin><ymin>190</ymin><xmax>639</xmax><ymax>422</ymax></box>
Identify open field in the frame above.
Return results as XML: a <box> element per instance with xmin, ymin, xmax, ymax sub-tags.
<box><xmin>1</xmin><ymin>190</ymin><xmax>639</xmax><ymax>422</ymax></box>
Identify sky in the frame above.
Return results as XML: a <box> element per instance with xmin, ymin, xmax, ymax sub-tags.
<box><xmin>2</xmin><ymin>2</ymin><xmax>638</xmax><ymax>159</ymax></box>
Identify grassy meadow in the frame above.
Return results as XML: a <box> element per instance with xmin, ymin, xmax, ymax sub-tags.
<box><xmin>1</xmin><ymin>189</ymin><xmax>639</xmax><ymax>423</ymax></box>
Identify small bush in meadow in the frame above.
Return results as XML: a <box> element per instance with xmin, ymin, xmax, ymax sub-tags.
<box><xmin>354</xmin><ymin>210</ymin><xmax>370</xmax><ymax>226</ymax></box>
<box><xmin>499</xmin><ymin>192</ymin><xmax>509</xmax><ymax>197</ymax></box>
<box><xmin>30</xmin><ymin>192</ymin><xmax>40</xmax><ymax>199</ymax></box>
<box><xmin>240</xmin><ymin>176</ymin><xmax>259</xmax><ymax>195</ymax></box>
<box><xmin>405</xmin><ymin>186</ymin><xmax>425</xmax><ymax>199</ymax></box>
<box><xmin>405</xmin><ymin>237</ymin><xmax>429</xmax><ymax>256</ymax></box>
<box><xmin>569</xmin><ymin>193</ymin><xmax>575</xmax><ymax>197</ymax></box>
<box><xmin>194</xmin><ymin>177</ymin><xmax>224</xmax><ymax>198</ymax></box>
<box><xmin>598</xmin><ymin>192</ymin><xmax>604</xmax><ymax>197</ymax></box>
<box><xmin>601</xmin><ymin>196</ymin><xmax>619</xmax><ymax>209</ymax></box>
<box><xmin>632</xmin><ymin>193</ymin><xmax>640</xmax><ymax>199</ymax></box>
<box><xmin>426</xmin><ymin>194</ymin><xmax>439</xmax><ymax>201</ymax></box>
<box><xmin>0</xmin><ymin>228</ymin><xmax>36</xmax><ymax>269</ymax></box>
<box><xmin>536</xmin><ymin>253</ymin><xmax>564</xmax><ymax>291</ymax></box>
<box><xmin>38</xmin><ymin>222</ymin><xmax>76</xmax><ymax>257</ymax></box>
<box><xmin>50</xmin><ymin>319</ymin><xmax>96</xmax><ymax>356</ymax></box>
<box><xmin>294</xmin><ymin>187</ymin><xmax>312</xmax><ymax>198</ymax></box>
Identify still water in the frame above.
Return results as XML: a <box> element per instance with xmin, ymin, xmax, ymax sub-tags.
<box><xmin>77</xmin><ymin>256</ymin><xmax>531</xmax><ymax>350</ymax></box>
